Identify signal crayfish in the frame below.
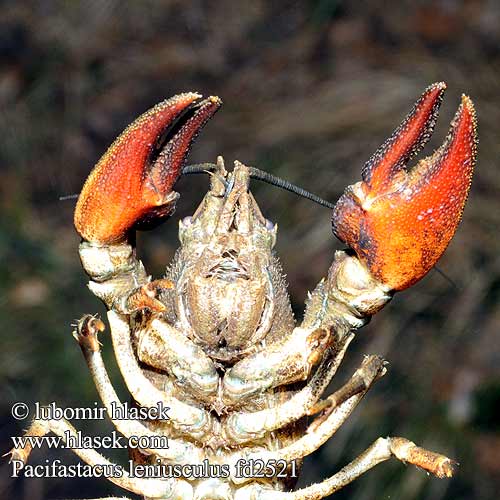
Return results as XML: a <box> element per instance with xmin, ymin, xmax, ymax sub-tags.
<box><xmin>9</xmin><ymin>82</ymin><xmax>477</xmax><ymax>499</ymax></box>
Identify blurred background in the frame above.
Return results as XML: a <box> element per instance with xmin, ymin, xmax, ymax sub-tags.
<box><xmin>1</xmin><ymin>1</ymin><xmax>499</xmax><ymax>499</ymax></box>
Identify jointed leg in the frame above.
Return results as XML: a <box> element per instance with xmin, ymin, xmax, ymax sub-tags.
<box><xmin>228</xmin><ymin>355</ymin><xmax>386</xmax><ymax>485</ymax></box>
<box><xmin>224</xmin><ymin>333</ymin><xmax>354</xmax><ymax>444</ymax></box>
<box><xmin>75</xmin><ymin>315</ymin><xmax>204</xmax><ymax>465</ymax></box>
<box><xmin>107</xmin><ymin>310</ymin><xmax>215</xmax><ymax>441</ymax></box>
<box><xmin>222</xmin><ymin>325</ymin><xmax>336</xmax><ymax>405</ymax></box>
<box><xmin>306</xmin><ymin>355</ymin><xmax>387</xmax><ymax>433</ymax></box>
<box><xmin>274</xmin><ymin>355</ymin><xmax>385</xmax><ymax>463</ymax></box>
<box><xmin>235</xmin><ymin>437</ymin><xmax>454</xmax><ymax>500</ymax></box>
<box><xmin>7</xmin><ymin>418</ymin><xmax>193</xmax><ymax>499</ymax></box>
<box><xmin>78</xmin><ymin>241</ymin><xmax>170</xmax><ymax>315</ymax></box>
<box><xmin>136</xmin><ymin>317</ymin><xmax>218</xmax><ymax>401</ymax></box>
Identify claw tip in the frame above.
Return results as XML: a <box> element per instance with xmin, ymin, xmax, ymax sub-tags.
<box><xmin>460</xmin><ymin>94</ymin><xmax>476</xmax><ymax>116</ymax></box>
<box><xmin>208</xmin><ymin>95</ymin><xmax>223</xmax><ymax>106</ymax></box>
<box><xmin>433</xmin><ymin>81</ymin><xmax>447</xmax><ymax>90</ymax></box>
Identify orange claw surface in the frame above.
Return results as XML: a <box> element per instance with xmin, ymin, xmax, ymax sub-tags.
<box><xmin>74</xmin><ymin>93</ymin><xmax>221</xmax><ymax>244</ymax></box>
<box><xmin>332</xmin><ymin>83</ymin><xmax>477</xmax><ymax>291</ymax></box>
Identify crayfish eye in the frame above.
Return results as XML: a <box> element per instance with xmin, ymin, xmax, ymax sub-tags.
<box><xmin>181</xmin><ymin>216</ymin><xmax>193</xmax><ymax>227</ymax></box>
<box><xmin>265</xmin><ymin>219</ymin><xmax>275</xmax><ymax>231</ymax></box>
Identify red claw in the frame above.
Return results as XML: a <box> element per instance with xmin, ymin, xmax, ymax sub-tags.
<box><xmin>74</xmin><ymin>93</ymin><xmax>221</xmax><ymax>244</ymax></box>
<box><xmin>332</xmin><ymin>83</ymin><xmax>477</xmax><ymax>291</ymax></box>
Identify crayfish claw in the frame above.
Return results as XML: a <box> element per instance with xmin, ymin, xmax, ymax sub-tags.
<box><xmin>74</xmin><ymin>93</ymin><xmax>221</xmax><ymax>244</ymax></box>
<box><xmin>332</xmin><ymin>85</ymin><xmax>477</xmax><ymax>291</ymax></box>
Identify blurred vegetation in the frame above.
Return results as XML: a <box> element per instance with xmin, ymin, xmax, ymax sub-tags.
<box><xmin>1</xmin><ymin>1</ymin><xmax>499</xmax><ymax>499</ymax></box>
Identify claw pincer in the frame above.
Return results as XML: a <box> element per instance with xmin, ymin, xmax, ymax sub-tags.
<box><xmin>332</xmin><ymin>83</ymin><xmax>477</xmax><ymax>290</ymax></box>
<box><xmin>74</xmin><ymin>93</ymin><xmax>221</xmax><ymax>244</ymax></box>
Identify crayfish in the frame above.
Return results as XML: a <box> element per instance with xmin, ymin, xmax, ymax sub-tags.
<box><xmin>9</xmin><ymin>82</ymin><xmax>477</xmax><ymax>499</ymax></box>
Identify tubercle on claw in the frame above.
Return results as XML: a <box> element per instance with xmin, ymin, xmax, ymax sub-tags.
<box><xmin>74</xmin><ymin>94</ymin><xmax>221</xmax><ymax>244</ymax></box>
<box><xmin>332</xmin><ymin>84</ymin><xmax>477</xmax><ymax>291</ymax></box>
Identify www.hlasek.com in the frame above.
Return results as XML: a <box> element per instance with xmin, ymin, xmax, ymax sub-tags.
<box><xmin>11</xmin><ymin>428</ymin><xmax>168</xmax><ymax>452</ymax></box>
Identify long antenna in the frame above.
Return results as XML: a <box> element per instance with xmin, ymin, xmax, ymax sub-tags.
<box><xmin>181</xmin><ymin>163</ymin><xmax>335</xmax><ymax>209</ymax></box>
<box><xmin>59</xmin><ymin>194</ymin><xmax>79</xmax><ymax>201</ymax></box>
<box><xmin>247</xmin><ymin>166</ymin><xmax>335</xmax><ymax>209</ymax></box>
<box><xmin>181</xmin><ymin>163</ymin><xmax>218</xmax><ymax>175</ymax></box>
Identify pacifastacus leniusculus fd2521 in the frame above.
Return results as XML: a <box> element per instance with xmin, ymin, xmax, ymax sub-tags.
<box><xmin>9</xmin><ymin>82</ymin><xmax>477</xmax><ymax>499</ymax></box>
